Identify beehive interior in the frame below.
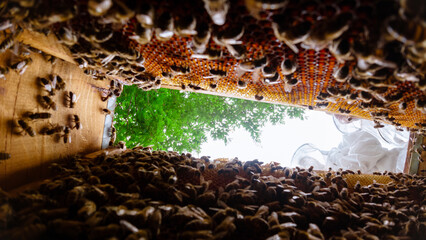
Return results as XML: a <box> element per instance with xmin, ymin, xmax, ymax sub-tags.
<box><xmin>0</xmin><ymin>1</ymin><xmax>426</xmax><ymax>239</ymax></box>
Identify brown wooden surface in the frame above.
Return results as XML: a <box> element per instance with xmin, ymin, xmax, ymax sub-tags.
<box><xmin>418</xmin><ymin>136</ymin><xmax>426</xmax><ymax>176</ymax></box>
<box><xmin>0</xmin><ymin>47</ymin><xmax>108</xmax><ymax>191</ymax></box>
<box><xmin>404</xmin><ymin>132</ymin><xmax>415</xmax><ymax>174</ymax></box>
<box><xmin>17</xmin><ymin>29</ymin><xmax>75</xmax><ymax>64</ymax></box>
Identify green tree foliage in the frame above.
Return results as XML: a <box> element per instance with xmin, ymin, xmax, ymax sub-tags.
<box><xmin>114</xmin><ymin>86</ymin><xmax>305</xmax><ymax>153</ymax></box>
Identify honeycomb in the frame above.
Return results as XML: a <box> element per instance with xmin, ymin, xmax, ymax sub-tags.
<box><xmin>1</xmin><ymin>0</ymin><xmax>425</xmax><ymax>131</ymax></box>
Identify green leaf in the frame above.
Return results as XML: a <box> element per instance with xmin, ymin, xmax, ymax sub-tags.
<box><xmin>114</xmin><ymin>86</ymin><xmax>306</xmax><ymax>152</ymax></box>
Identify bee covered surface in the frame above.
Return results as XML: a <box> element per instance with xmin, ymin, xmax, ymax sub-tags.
<box><xmin>1</xmin><ymin>147</ymin><xmax>424</xmax><ymax>240</ymax></box>
<box><xmin>0</xmin><ymin>47</ymin><xmax>108</xmax><ymax>191</ymax></box>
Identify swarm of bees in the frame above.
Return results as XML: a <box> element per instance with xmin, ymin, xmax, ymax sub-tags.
<box><xmin>0</xmin><ymin>0</ymin><xmax>424</xmax><ymax>132</ymax></box>
<box><xmin>0</xmin><ymin>147</ymin><xmax>425</xmax><ymax>239</ymax></box>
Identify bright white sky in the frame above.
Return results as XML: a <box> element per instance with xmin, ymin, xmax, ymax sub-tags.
<box><xmin>194</xmin><ymin>110</ymin><xmax>343</xmax><ymax>166</ymax></box>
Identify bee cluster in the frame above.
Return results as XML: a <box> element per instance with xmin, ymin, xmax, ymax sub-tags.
<box><xmin>8</xmin><ymin>70</ymin><xmax>82</xmax><ymax>144</ymax></box>
<box><xmin>0</xmin><ymin>14</ymin><xmax>83</xmax><ymax>145</ymax></box>
<box><xmin>0</xmin><ymin>147</ymin><xmax>425</xmax><ymax>240</ymax></box>
<box><xmin>0</xmin><ymin>0</ymin><xmax>425</xmax><ymax>132</ymax></box>
<box><xmin>101</xmin><ymin>79</ymin><xmax>124</xmax><ymax>102</ymax></box>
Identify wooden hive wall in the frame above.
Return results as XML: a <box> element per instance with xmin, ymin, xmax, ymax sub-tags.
<box><xmin>0</xmin><ymin>32</ymin><xmax>109</xmax><ymax>190</ymax></box>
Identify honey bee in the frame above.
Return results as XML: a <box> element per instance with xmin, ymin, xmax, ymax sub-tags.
<box><xmin>214</xmin><ymin>216</ymin><xmax>236</xmax><ymax>238</ymax></box>
<box><xmin>54</xmin><ymin>75</ymin><xmax>66</xmax><ymax>90</ymax></box>
<box><xmin>175</xmin><ymin>15</ymin><xmax>197</xmax><ymax>36</ymax></box>
<box><xmin>102</xmin><ymin>108</ymin><xmax>112</xmax><ymax>115</ymax></box>
<box><xmin>66</xmin><ymin>185</ymin><xmax>85</xmax><ymax>205</ymax></box>
<box><xmin>135</xmin><ymin>3</ymin><xmax>154</xmax><ymax>27</ymax></box>
<box><xmin>315</xmin><ymin>102</ymin><xmax>329</xmax><ymax>109</ymax></box>
<box><xmin>10</xmin><ymin>58</ymin><xmax>32</xmax><ymax>75</ymax></box>
<box><xmin>101</xmin><ymin>91</ymin><xmax>113</xmax><ymax>102</ymax></box>
<box><xmin>93</xmin><ymin>29</ymin><xmax>114</xmax><ymax>44</ymax></box>
<box><xmin>399</xmin><ymin>102</ymin><xmax>407</xmax><ymax>113</ymax></box>
<box><xmin>39</xmin><ymin>95</ymin><xmax>57</xmax><ymax>110</ymax></box>
<box><xmin>113</xmin><ymin>82</ymin><xmax>123</xmax><ymax>97</ymax></box>
<box><xmin>223</xmin><ymin>44</ymin><xmax>245</xmax><ymax>59</ymax></box>
<box><xmin>281</xmin><ymin>57</ymin><xmax>298</xmax><ymax>75</ymax></box>
<box><xmin>39</xmin><ymin>77</ymin><xmax>56</xmax><ymax>96</ymax></box>
<box><xmin>302</xmin><ymin>12</ymin><xmax>352</xmax><ymax>51</ymax></box>
<box><xmin>170</xmin><ymin>65</ymin><xmax>191</xmax><ymax>76</ymax></box>
<box><xmin>62</xmin><ymin>127</ymin><xmax>71</xmax><ymax>143</ymax></box>
<box><xmin>386</xmin><ymin>16</ymin><xmax>425</xmax><ymax>45</ymax></box>
<box><xmin>333</xmin><ymin>64</ymin><xmax>350</xmax><ymax>82</ymax></box>
<box><xmin>215</xmin><ymin>24</ymin><xmax>245</xmax><ymax>46</ymax></box>
<box><xmin>245</xmin><ymin>0</ymin><xmax>288</xmax><ymax>19</ymax></box>
<box><xmin>0</xmin><ymin>35</ymin><xmax>14</xmax><ymax>53</ymax></box>
<box><xmin>70</xmin><ymin>114</ymin><xmax>82</xmax><ymax>130</ymax></box>
<box><xmin>329</xmin><ymin>38</ymin><xmax>353</xmax><ymax>63</ymax></box>
<box><xmin>283</xmin><ymin>77</ymin><xmax>299</xmax><ymax>92</ymax></box>
<box><xmin>57</xmin><ymin>27</ymin><xmax>78</xmax><ymax>46</ymax></box>
<box><xmin>237</xmin><ymin>80</ymin><xmax>247</xmax><ymax>89</ymax></box>
<box><xmin>192</xmin><ymin>22</ymin><xmax>211</xmax><ymax>54</ymax></box>
<box><xmin>100</xmin><ymin>0</ymin><xmax>134</xmax><ymax>23</ymax></box>
<box><xmin>155</xmin><ymin>12</ymin><xmax>174</xmax><ymax>41</ymax></box>
<box><xmin>129</xmin><ymin>24</ymin><xmax>153</xmax><ymax>45</ymax></box>
<box><xmin>109</xmin><ymin>126</ymin><xmax>116</xmax><ymax>146</ymax></box>
<box><xmin>40</xmin><ymin>51</ymin><xmax>58</xmax><ymax>65</ymax></box>
<box><xmin>207</xmin><ymin>69</ymin><xmax>227</xmax><ymax>79</ymax></box>
<box><xmin>0</xmin><ymin>152</ymin><xmax>11</xmax><ymax>161</ymax></box>
<box><xmin>0</xmin><ymin>66</ymin><xmax>9</xmax><ymax>80</ymax></box>
<box><xmin>15</xmin><ymin>119</ymin><xmax>36</xmax><ymax>136</ymax></box>
<box><xmin>264</xmin><ymin>72</ymin><xmax>281</xmax><ymax>85</ymax></box>
<box><xmin>39</xmin><ymin>124</ymin><xmax>65</xmax><ymax>135</ymax></box>
<box><xmin>64</xmin><ymin>91</ymin><xmax>79</xmax><ymax>108</ymax></box>
<box><xmin>262</xmin><ymin>65</ymin><xmax>277</xmax><ymax>78</ymax></box>
<box><xmin>77</xmin><ymin>199</ymin><xmax>97</xmax><ymax>218</ymax></box>
<box><xmin>373</xmin><ymin>120</ymin><xmax>385</xmax><ymax>129</ymax></box>
<box><xmin>75</xmin><ymin>57</ymin><xmax>88</xmax><ymax>69</ymax></box>
<box><xmin>203</xmin><ymin>0</ymin><xmax>230</xmax><ymax>26</ymax></box>
<box><xmin>26</xmin><ymin>112</ymin><xmax>52</xmax><ymax>120</ymax></box>
<box><xmin>188</xmin><ymin>83</ymin><xmax>205</xmax><ymax>91</ymax></box>
<box><xmin>0</xmin><ymin>18</ymin><xmax>13</xmax><ymax>31</ymax></box>
<box><xmin>272</xmin><ymin>19</ymin><xmax>311</xmax><ymax>53</ymax></box>
<box><xmin>88</xmin><ymin>0</ymin><xmax>112</xmax><ymax>17</ymax></box>
<box><xmin>209</xmin><ymin>83</ymin><xmax>218</xmax><ymax>89</ymax></box>
<box><xmin>348</xmin><ymin>77</ymin><xmax>365</xmax><ymax>90</ymax></box>
<box><xmin>414</xmin><ymin>98</ymin><xmax>426</xmax><ymax>114</ymax></box>
<box><xmin>239</xmin><ymin>57</ymin><xmax>268</xmax><ymax>74</ymax></box>
<box><xmin>192</xmin><ymin>48</ymin><xmax>223</xmax><ymax>60</ymax></box>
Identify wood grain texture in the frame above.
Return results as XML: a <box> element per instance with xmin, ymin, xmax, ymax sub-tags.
<box><xmin>0</xmin><ymin>49</ymin><xmax>109</xmax><ymax>190</ymax></box>
<box><xmin>404</xmin><ymin>132</ymin><xmax>415</xmax><ymax>174</ymax></box>
<box><xmin>418</xmin><ymin>137</ymin><xmax>426</xmax><ymax>176</ymax></box>
<box><xmin>16</xmin><ymin>29</ymin><xmax>75</xmax><ymax>63</ymax></box>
